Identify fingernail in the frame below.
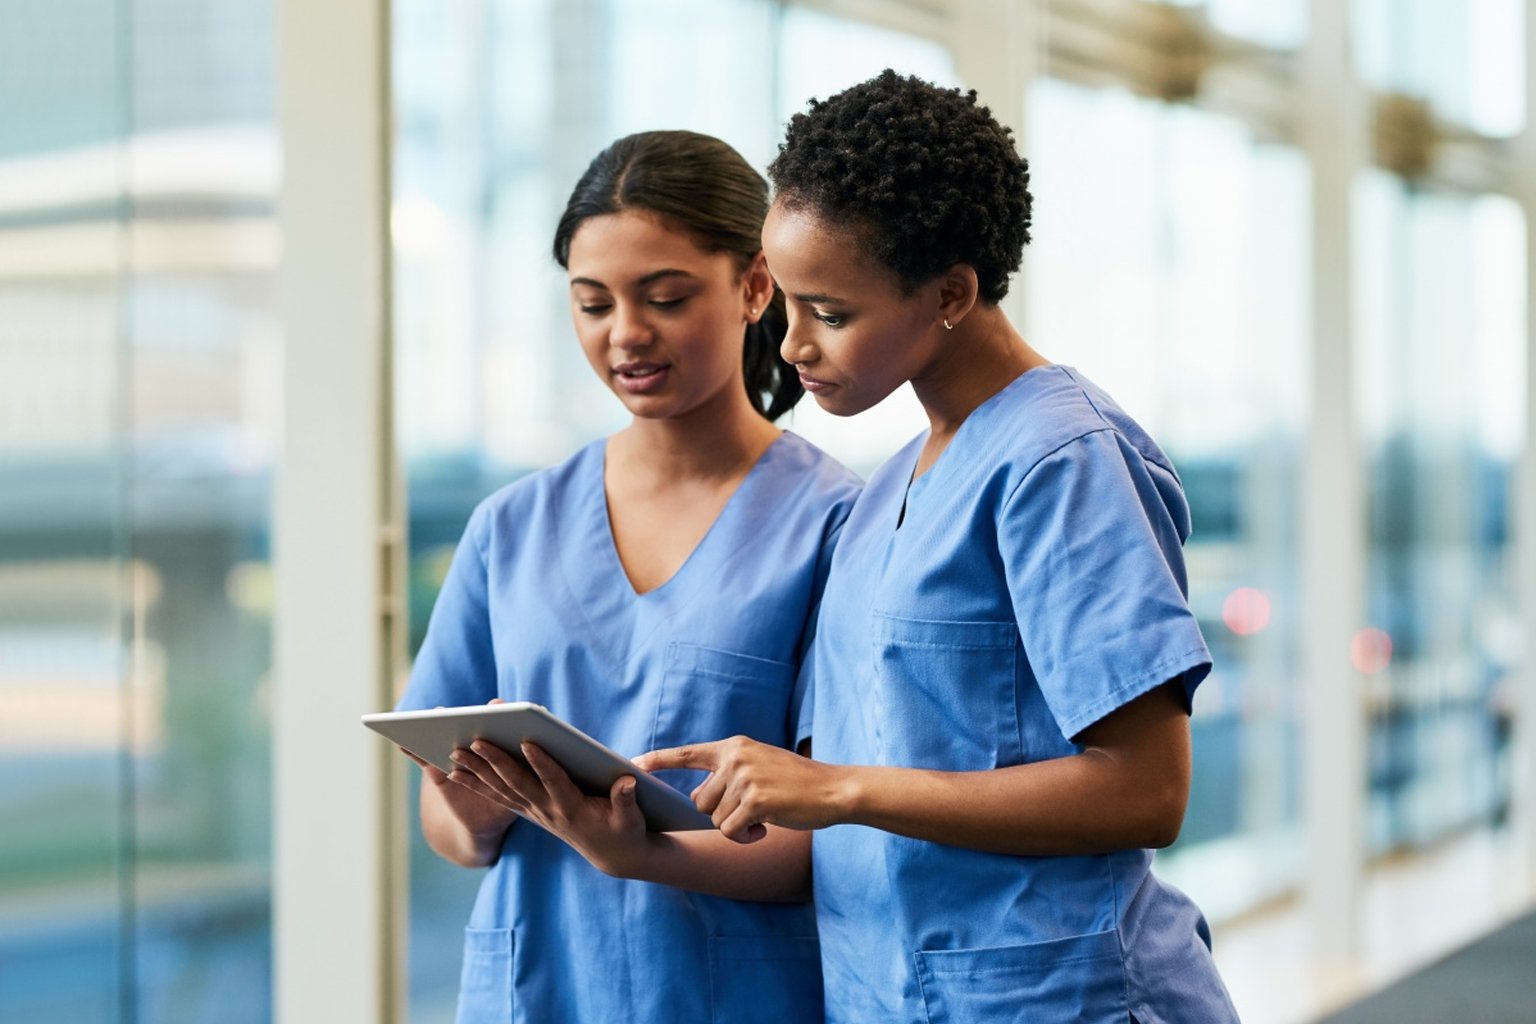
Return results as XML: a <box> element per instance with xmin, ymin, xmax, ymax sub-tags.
<box><xmin>449</xmin><ymin>750</ymin><xmax>465</xmax><ymax>764</ymax></box>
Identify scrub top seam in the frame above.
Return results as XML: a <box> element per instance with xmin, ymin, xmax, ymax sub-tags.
<box><xmin>1057</xmin><ymin>365</ymin><xmax>1182</xmax><ymax>483</ymax></box>
<box><xmin>997</xmin><ymin>425</ymin><xmax>1118</xmax><ymax>511</ymax></box>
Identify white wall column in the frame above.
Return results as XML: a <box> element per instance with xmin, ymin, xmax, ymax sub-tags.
<box><xmin>1297</xmin><ymin>0</ymin><xmax>1369</xmax><ymax>961</ymax></box>
<box><xmin>1516</xmin><ymin>0</ymin><xmax>1536</xmax><ymax>894</ymax></box>
<box><xmin>947</xmin><ymin>0</ymin><xmax>1040</xmax><ymax>327</ymax></box>
<box><xmin>274</xmin><ymin>1</ymin><xmax>404</xmax><ymax>1022</ymax></box>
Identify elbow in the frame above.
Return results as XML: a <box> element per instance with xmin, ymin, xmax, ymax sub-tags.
<box><xmin>1146</xmin><ymin>792</ymin><xmax>1188</xmax><ymax>849</ymax></box>
<box><xmin>1131</xmin><ymin>780</ymin><xmax>1188</xmax><ymax>850</ymax></box>
<box><xmin>1143</xmin><ymin>816</ymin><xmax>1182</xmax><ymax>850</ymax></box>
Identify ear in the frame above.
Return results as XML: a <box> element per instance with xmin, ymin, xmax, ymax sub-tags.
<box><xmin>935</xmin><ymin>264</ymin><xmax>980</xmax><ymax>330</ymax></box>
<box><xmin>741</xmin><ymin>251</ymin><xmax>775</xmax><ymax>322</ymax></box>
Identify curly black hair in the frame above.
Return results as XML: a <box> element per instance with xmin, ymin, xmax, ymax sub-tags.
<box><xmin>768</xmin><ymin>69</ymin><xmax>1031</xmax><ymax>304</ymax></box>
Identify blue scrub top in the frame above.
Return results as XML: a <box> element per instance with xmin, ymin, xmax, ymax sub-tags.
<box><xmin>400</xmin><ymin>431</ymin><xmax>860</xmax><ymax>1024</ymax></box>
<box><xmin>811</xmin><ymin>366</ymin><xmax>1239</xmax><ymax>1024</ymax></box>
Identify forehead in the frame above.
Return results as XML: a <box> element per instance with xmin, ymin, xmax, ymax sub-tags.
<box><xmin>566</xmin><ymin>210</ymin><xmax>723</xmax><ymax>279</ymax></box>
<box><xmin>762</xmin><ymin>202</ymin><xmax>897</xmax><ymax>299</ymax></box>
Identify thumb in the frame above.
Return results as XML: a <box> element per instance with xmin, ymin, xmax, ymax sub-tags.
<box><xmin>610</xmin><ymin>776</ymin><xmax>641</xmax><ymax>821</ymax></box>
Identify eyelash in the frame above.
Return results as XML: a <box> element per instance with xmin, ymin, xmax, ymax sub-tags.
<box><xmin>578</xmin><ymin>298</ymin><xmax>687</xmax><ymax>316</ymax></box>
<box><xmin>812</xmin><ymin>310</ymin><xmax>846</xmax><ymax>328</ymax></box>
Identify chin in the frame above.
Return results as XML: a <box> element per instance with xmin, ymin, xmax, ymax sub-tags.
<box><xmin>811</xmin><ymin>390</ymin><xmax>872</xmax><ymax>418</ymax></box>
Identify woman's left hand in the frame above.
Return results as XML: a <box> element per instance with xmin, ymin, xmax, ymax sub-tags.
<box><xmin>635</xmin><ymin>737</ymin><xmax>851</xmax><ymax>843</ymax></box>
<box><xmin>448</xmin><ymin>739</ymin><xmax>651</xmax><ymax>875</ymax></box>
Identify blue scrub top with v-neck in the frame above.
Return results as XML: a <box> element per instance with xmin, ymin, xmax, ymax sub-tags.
<box><xmin>399</xmin><ymin>430</ymin><xmax>860</xmax><ymax>1024</ymax></box>
<box><xmin>810</xmin><ymin>366</ymin><xmax>1239</xmax><ymax>1024</ymax></box>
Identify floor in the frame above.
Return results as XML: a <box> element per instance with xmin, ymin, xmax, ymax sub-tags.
<box><xmin>1211</xmin><ymin>828</ymin><xmax>1536</xmax><ymax>1024</ymax></box>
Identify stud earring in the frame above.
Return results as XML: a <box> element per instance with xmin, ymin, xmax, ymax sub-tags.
<box><xmin>749</xmin><ymin>308</ymin><xmax>759</xmax><ymax>317</ymax></box>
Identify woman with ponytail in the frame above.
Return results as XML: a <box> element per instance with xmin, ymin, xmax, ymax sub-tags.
<box><xmin>391</xmin><ymin>131</ymin><xmax>858</xmax><ymax>1023</ymax></box>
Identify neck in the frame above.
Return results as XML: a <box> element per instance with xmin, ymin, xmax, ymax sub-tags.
<box><xmin>612</xmin><ymin>385</ymin><xmax>780</xmax><ymax>482</ymax></box>
<box><xmin>910</xmin><ymin>304</ymin><xmax>1047</xmax><ymax>439</ymax></box>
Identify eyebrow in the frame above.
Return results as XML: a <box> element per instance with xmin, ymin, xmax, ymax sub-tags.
<box><xmin>569</xmin><ymin>268</ymin><xmax>694</xmax><ymax>289</ymax></box>
<box><xmin>791</xmin><ymin>291</ymin><xmax>850</xmax><ymax>305</ymax></box>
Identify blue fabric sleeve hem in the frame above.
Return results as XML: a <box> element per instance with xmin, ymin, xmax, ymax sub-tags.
<box><xmin>1054</xmin><ymin>645</ymin><xmax>1212</xmax><ymax>741</ymax></box>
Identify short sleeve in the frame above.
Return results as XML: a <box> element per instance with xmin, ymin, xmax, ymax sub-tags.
<box><xmin>1001</xmin><ymin>430</ymin><xmax>1210</xmax><ymax>740</ymax></box>
<box><xmin>395</xmin><ymin>503</ymin><xmax>498</xmax><ymax>711</ymax></box>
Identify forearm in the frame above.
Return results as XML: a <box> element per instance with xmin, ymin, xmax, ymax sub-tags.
<box><xmin>831</xmin><ymin>749</ymin><xmax>1186</xmax><ymax>857</ymax></box>
<box><xmin>420</xmin><ymin>781</ymin><xmax>514</xmax><ymax>868</ymax></box>
<box><xmin>606</xmin><ymin>825</ymin><xmax>812</xmax><ymax>903</ymax></box>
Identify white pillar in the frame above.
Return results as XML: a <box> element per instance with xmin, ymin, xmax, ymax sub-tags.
<box><xmin>948</xmin><ymin>0</ymin><xmax>1041</xmax><ymax>328</ymax></box>
<box><xmin>274</xmin><ymin>1</ymin><xmax>405</xmax><ymax>1021</ymax></box>
<box><xmin>1515</xmin><ymin>0</ymin><xmax>1536</xmax><ymax>893</ymax></box>
<box><xmin>1297</xmin><ymin>0</ymin><xmax>1370</xmax><ymax>960</ymax></box>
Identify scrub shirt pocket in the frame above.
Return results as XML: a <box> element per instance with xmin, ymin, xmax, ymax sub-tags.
<box><xmin>913</xmin><ymin>929</ymin><xmax>1130</xmax><ymax>1024</ymax></box>
<box><xmin>871</xmin><ymin>613</ymin><xmax>1020</xmax><ymax>769</ymax></box>
<box><xmin>653</xmin><ymin>642</ymin><xmax>797</xmax><ymax>756</ymax></box>
<box><xmin>456</xmin><ymin>928</ymin><xmax>512</xmax><ymax>1024</ymax></box>
<box><xmin>709</xmin><ymin>935</ymin><xmax>823</xmax><ymax>1024</ymax></box>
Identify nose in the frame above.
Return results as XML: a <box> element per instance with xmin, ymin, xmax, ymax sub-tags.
<box><xmin>610</xmin><ymin>300</ymin><xmax>654</xmax><ymax>350</ymax></box>
<box><xmin>779</xmin><ymin>307</ymin><xmax>817</xmax><ymax>367</ymax></box>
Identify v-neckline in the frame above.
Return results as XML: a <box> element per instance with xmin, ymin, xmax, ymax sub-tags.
<box><xmin>897</xmin><ymin>365</ymin><xmax>1057</xmax><ymax>529</ymax></box>
<box><xmin>598</xmin><ymin>432</ymin><xmax>786</xmax><ymax>599</ymax></box>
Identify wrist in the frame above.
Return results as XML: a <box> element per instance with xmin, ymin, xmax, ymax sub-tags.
<box><xmin>591</xmin><ymin>832</ymin><xmax>667</xmax><ymax>881</ymax></box>
<box><xmin>827</xmin><ymin>764</ymin><xmax>866</xmax><ymax>827</ymax></box>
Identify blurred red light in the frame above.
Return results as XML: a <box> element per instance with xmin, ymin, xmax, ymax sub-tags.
<box><xmin>1222</xmin><ymin>587</ymin><xmax>1272</xmax><ymax>636</ymax></box>
<box><xmin>1350</xmin><ymin>627</ymin><xmax>1392</xmax><ymax>674</ymax></box>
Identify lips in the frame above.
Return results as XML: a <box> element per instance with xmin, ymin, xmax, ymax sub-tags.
<box><xmin>614</xmin><ymin>361</ymin><xmax>670</xmax><ymax>394</ymax></box>
<box><xmin>798</xmin><ymin>373</ymin><xmax>836</xmax><ymax>394</ymax></box>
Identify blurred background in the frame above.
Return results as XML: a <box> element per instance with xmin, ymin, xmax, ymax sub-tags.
<box><xmin>1</xmin><ymin>0</ymin><xmax>1533</xmax><ymax>1021</ymax></box>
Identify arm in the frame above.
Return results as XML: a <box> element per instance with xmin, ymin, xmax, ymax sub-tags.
<box><xmin>412</xmin><ymin>752</ymin><xmax>520</xmax><ymax>868</ymax></box>
<box><xmin>447</xmin><ymin>738</ymin><xmax>812</xmax><ymax>902</ymax></box>
<box><xmin>636</xmin><ymin>680</ymin><xmax>1191</xmax><ymax>855</ymax></box>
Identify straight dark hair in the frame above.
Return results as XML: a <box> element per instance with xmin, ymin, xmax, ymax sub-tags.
<box><xmin>553</xmin><ymin>131</ymin><xmax>802</xmax><ymax>421</ymax></box>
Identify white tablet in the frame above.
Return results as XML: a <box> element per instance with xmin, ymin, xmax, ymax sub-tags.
<box><xmin>362</xmin><ymin>702</ymin><xmax>713</xmax><ymax>833</ymax></box>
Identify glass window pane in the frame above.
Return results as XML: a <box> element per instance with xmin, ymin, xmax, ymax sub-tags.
<box><xmin>0</xmin><ymin>1</ymin><xmax>278</xmax><ymax>1020</ymax></box>
<box><xmin>1354</xmin><ymin>170</ymin><xmax>1526</xmax><ymax>854</ymax></box>
<box><xmin>1167</xmin><ymin>0</ymin><xmax>1307</xmax><ymax>49</ymax></box>
<box><xmin>1354</xmin><ymin>0</ymin><xmax>1526</xmax><ymax>137</ymax></box>
<box><xmin>1027</xmin><ymin>77</ymin><xmax>1310</xmax><ymax>919</ymax></box>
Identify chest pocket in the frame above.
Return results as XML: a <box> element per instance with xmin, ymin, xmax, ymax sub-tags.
<box><xmin>651</xmin><ymin>643</ymin><xmax>797</xmax><ymax>793</ymax></box>
<box><xmin>870</xmin><ymin>612</ymin><xmax>1020</xmax><ymax>770</ymax></box>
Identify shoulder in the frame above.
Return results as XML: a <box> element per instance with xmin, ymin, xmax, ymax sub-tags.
<box><xmin>469</xmin><ymin>438</ymin><xmax>604</xmax><ymax>545</ymax></box>
<box><xmin>995</xmin><ymin>368</ymin><xmax>1192</xmax><ymax>540</ymax></box>
<box><xmin>985</xmin><ymin>366</ymin><xmax>1179</xmax><ymax>483</ymax></box>
<box><xmin>766</xmin><ymin>431</ymin><xmax>864</xmax><ymax>512</ymax></box>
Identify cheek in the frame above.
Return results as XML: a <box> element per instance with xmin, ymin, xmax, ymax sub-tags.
<box><xmin>571</xmin><ymin>319</ymin><xmax>609</xmax><ymax>367</ymax></box>
<box><xmin>685</xmin><ymin>310</ymin><xmax>745</xmax><ymax>372</ymax></box>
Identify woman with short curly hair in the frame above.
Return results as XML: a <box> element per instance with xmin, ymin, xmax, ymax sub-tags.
<box><xmin>642</xmin><ymin>71</ymin><xmax>1240</xmax><ymax>1023</ymax></box>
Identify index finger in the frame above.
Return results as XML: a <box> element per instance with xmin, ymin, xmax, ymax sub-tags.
<box><xmin>633</xmin><ymin>741</ymin><xmax>724</xmax><ymax>773</ymax></box>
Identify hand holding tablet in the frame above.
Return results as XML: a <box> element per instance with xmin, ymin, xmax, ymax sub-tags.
<box><xmin>362</xmin><ymin>702</ymin><xmax>714</xmax><ymax>833</ymax></box>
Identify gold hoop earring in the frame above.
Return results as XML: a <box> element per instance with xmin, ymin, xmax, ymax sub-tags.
<box><xmin>943</xmin><ymin>318</ymin><xmax>954</xmax><ymax>331</ymax></box>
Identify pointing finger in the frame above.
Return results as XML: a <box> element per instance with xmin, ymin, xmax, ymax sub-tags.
<box><xmin>634</xmin><ymin>742</ymin><xmax>722</xmax><ymax>773</ymax></box>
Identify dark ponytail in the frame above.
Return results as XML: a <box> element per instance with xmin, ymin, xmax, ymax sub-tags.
<box><xmin>553</xmin><ymin>130</ymin><xmax>803</xmax><ymax>422</ymax></box>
